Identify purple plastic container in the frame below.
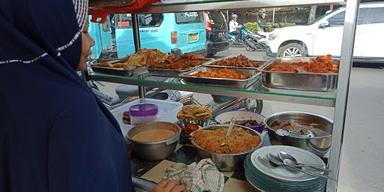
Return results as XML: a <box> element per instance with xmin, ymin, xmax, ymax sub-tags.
<box><xmin>129</xmin><ymin>103</ymin><xmax>158</xmax><ymax>125</ymax></box>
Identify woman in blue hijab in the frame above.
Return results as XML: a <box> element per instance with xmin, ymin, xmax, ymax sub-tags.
<box><xmin>0</xmin><ymin>0</ymin><xmax>184</xmax><ymax>191</ymax></box>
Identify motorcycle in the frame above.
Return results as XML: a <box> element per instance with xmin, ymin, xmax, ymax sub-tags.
<box><xmin>227</xmin><ymin>25</ymin><xmax>270</xmax><ymax>52</ymax></box>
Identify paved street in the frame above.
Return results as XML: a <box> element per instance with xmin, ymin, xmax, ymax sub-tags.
<box><xmin>97</xmin><ymin>47</ymin><xmax>384</xmax><ymax>192</ymax></box>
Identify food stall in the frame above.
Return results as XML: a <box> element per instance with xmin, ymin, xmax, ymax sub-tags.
<box><xmin>87</xmin><ymin>0</ymin><xmax>360</xmax><ymax>191</ymax></box>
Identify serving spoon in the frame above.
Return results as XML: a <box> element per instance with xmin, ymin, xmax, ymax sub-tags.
<box><xmin>226</xmin><ymin>117</ymin><xmax>236</xmax><ymax>137</ymax></box>
<box><xmin>278</xmin><ymin>151</ymin><xmax>331</xmax><ymax>173</ymax></box>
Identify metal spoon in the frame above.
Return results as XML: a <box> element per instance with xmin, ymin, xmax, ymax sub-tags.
<box><xmin>267</xmin><ymin>153</ymin><xmax>284</xmax><ymax>166</ymax></box>
<box><xmin>278</xmin><ymin>151</ymin><xmax>331</xmax><ymax>173</ymax></box>
<box><xmin>226</xmin><ymin>117</ymin><xmax>236</xmax><ymax>137</ymax></box>
<box><xmin>267</xmin><ymin>154</ymin><xmax>336</xmax><ymax>181</ymax></box>
<box><xmin>282</xmin><ymin>159</ymin><xmax>337</xmax><ymax>181</ymax></box>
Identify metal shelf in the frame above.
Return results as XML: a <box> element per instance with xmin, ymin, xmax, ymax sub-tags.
<box><xmin>140</xmin><ymin>0</ymin><xmax>345</xmax><ymax>13</ymax></box>
<box><xmin>89</xmin><ymin>72</ymin><xmax>336</xmax><ymax>107</ymax></box>
<box><xmin>88</xmin><ymin>0</ymin><xmax>359</xmax><ymax>191</ymax></box>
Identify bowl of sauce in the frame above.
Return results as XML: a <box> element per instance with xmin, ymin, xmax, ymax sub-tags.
<box><xmin>126</xmin><ymin>121</ymin><xmax>181</xmax><ymax>161</ymax></box>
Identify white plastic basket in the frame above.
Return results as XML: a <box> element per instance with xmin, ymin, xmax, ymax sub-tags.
<box><xmin>110</xmin><ymin>98</ymin><xmax>183</xmax><ymax>137</ymax></box>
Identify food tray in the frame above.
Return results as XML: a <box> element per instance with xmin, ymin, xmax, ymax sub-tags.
<box><xmin>148</xmin><ymin>67</ymin><xmax>194</xmax><ymax>77</ymax></box>
<box><xmin>148</xmin><ymin>58</ymin><xmax>212</xmax><ymax>77</ymax></box>
<box><xmin>179</xmin><ymin>66</ymin><xmax>260</xmax><ymax>89</ymax></box>
<box><xmin>91</xmin><ymin>63</ymin><xmax>148</xmax><ymax>76</ymax></box>
<box><xmin>262</xmin><ymin>57</ymin><xmax>339</xmax><ymax>92</ymax></box>
<box><xmin>203</xmin><ymin>55</ymin><xmax>270</xmax><ymax>70</ymax></box>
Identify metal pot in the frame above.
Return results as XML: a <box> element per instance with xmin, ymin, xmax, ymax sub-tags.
<box><xmin>191</xmin><ymin>125</ymin><xmax>263</xmax><ymax>171</ymax></box>
<box><xmin>126</xmin><ymin>121</ymin><xmax>181</xmax><ymax>161</ymax></box>
<box><xmin>264</xmin><ymin>111</ymin><xmax>333</xmax><ymax>157</ymax></box>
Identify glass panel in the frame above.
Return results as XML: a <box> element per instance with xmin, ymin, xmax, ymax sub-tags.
<box><xmin>88</xmin><ymin>72</ymin><xmax>336</xmax><ymax>106</ymax></box>
<box><xmin>138</xmin><ymin>13</ymin><xmax>164</xmax><ymax>27</ymax></box>
<box><xmin>358</xmin><ymin>7</ymin><xmax>384</xmax><ymax>25</ymax></box>
<box><xmin>114</xmin><ymin>14</ymin><xmax>132</xmax><ymax>28</ymax></box>
<box><xmin>87</xmin><ymin>4</ymin><xmax>354</xmax><ymax>106</ymax></box>
<box><xmin>327</xmin><ymin>11</ymin><xmax>345</xmax><ymax>27</ymax></box>
<box><xmin>175</xmin><ymin>12</ymin><xmax>203</xmax><ymax>24</ymax></box>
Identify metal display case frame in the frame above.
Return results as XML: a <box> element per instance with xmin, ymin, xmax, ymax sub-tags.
<box><xmin>88</xmin><ymin>0</ymin><xmax>360</xmax><ymax>191</ymax></box>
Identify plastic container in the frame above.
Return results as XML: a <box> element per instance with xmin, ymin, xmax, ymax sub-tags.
<box><xmin>110</xmin><ymin>98</ymin><xmax>183</xmax><ymax>137</ymax></box>
<box><xmin>129</xmin><ymin>103</ymin><xmax>159</xmax><ymax>125</ymax></box>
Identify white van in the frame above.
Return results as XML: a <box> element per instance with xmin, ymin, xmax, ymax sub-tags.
<box><xmin>267</xmin><ymin>2</ymin><xmax>384</xmax><ymax>62</ymax></box>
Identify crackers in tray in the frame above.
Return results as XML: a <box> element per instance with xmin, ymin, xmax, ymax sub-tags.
<box><xmin>177</xmin><ymin>104</ymin><xmax>212</xmax><ymax>121</ymax></box>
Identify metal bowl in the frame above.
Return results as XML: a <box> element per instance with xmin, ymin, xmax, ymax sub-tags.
<box><xmin>191</xmin><ymin>125</ymin><xmax>263</xmax><ymax>171</ymax></box>
<box><xmin>264</xmin><ymin>111</ymin><xmax>333</xmax><ymax>157</ymax></box>
<box><xmin>215</xmin><ymin>110</ymin><xmax>265</xmax><ymax>133</ymax></box>
<box><xmin>126</xmin><ymin>121</ymin><xmax>181</xmax><ymax>161</ymax></box>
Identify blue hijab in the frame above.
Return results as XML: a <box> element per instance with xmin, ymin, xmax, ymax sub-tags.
<box><xmin>0</xmin><ymin>0</ymin><xmax>133</xmax><ymax>191</ymax></box>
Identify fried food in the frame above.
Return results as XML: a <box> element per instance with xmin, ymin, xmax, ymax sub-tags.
<box><xmin>124</xmin><ymin>49</ymin><xmax>169</xmax><ymax>66</ymax></box>
<box><xmin>266</xmin><ymin>54</ymin><xmax>339</xmax><ymax>73</ymax></box>
<box><xmin>193</xmin><ymin>127</ymin><xmax>261</xmax><ymax>153</ymax></box>
<box><xmin>177</xmin><ymin>105</ymin><xmax>212</xmax><ymax>121</ymax></box>
<box><xmin>94</xmin><ymin>49</ymin><xmax>169</xmax><ymax>69</ymax></box>
<box><xmin>210</xmin><ymin>55</ymin><xmax>263</xmax><ymax>68</ymax></box>
<box><xmin>149</xmin><ymin>53</ymin><xmax>207</xmax><ymax>71</ymax></box>
<box><xmin>190</xmin><ymin>68</ymin><xmax>247</xmax><ymax>79</ymax></box>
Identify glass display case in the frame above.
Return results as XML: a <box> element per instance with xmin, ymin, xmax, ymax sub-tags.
<box><xmin>87</xmin><ymin>0</ymin><xmax>360</xmax><ymax>191</ymax></box>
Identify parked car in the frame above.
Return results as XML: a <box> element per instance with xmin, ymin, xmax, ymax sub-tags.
<box><xmin>89</xmin><ymin>12</ymin><xmax>207</xmax><ymax>60</ymax></box>
<box><xmin>267</xmin><ymin>2</ymin><xmax>384</xmax><ymax>62</ymax></box>
<box><xmin>113</xmin><ymin>12</ymin><xmax>206</xmax><ymax>58</ymax></box>
<box><xmin>204</xmin><ymin>11</ymin><xmax>229</xmax><ymax>57</ymax></box>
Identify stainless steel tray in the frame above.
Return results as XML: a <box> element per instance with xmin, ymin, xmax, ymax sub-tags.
<box><xmin>91</xmin><ymin>66</ymin><xmax>133</xmax><ymax>76</ymax></box>
<box><xmin>203</xmin><ymin>55</ymin><xmax>270</xmax><ymax>70</ymax></box>
<box><xmin>148</xmin><ymin>58</ymin><xmax>212</xmax><ymax>77</ymax></box>
<box><xmin>262</xmin><ymin>57</ymin><xmax>339</xmax><ymax>92</ymax></box>
<box><xmin>148</xmin><ymin>67</ymin><xmax>193</xmax><ymax>77</ymax></box>
<box><xmin>91</xmin><ymin>64</ymin><xmax>148</xmax><ymax>76</ymax></box>
<box><xmin>179</xmin><ymin>66</ymin><xmax>260</xmax><ymax>88</ymax></box>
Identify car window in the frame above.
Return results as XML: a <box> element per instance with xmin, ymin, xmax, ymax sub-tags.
<box><xmin>114</xmin><ymin>14</ymin><xmax>132</xmax><ymax>29</ymax></box>
<box><xmin>327</xmin><ymin>11</ymin><xmax>345</xmax><ymax>27</ymax></box>
<box><xmin>358</xmin><ymin>7</ymin><xmax>384</xmax><ymax>25</ymax></box>
<box><xmin>138</xmin><ymin>13</ymin><xmax>164</xmax><ymax>27</ymax></box>
<box><xmin>208</xmin><ymin>11</ymin><xmax>227</xmax><ymax>30</ymax></box>
<box><xmin>175</xmin><ymin>12</ymin><xmax>203</xmax><ymax>24</ymax></box>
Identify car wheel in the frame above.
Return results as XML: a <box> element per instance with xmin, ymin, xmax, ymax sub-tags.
<box><xmin>278</xmin><ymin>43</ymin><xmax>308</xmax><ymax>57</ymax></box>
